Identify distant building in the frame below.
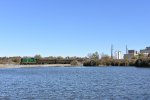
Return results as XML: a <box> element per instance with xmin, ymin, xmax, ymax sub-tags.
<box><xmin>114</xmin><ymin>51</ymin><xmax>123</xmax><ymax>59</ymax></box>
<box><xmin>124</xmin><ymin>50</ymin><xmax>138</xmax><ymax>59</ymax></box>
<box><xmin>140</xmin><ymin>47</ymin><xmax>150</xmax><ymax>55</ymax></box>
<box><xmin>128</xmin><ymin>50</ymin><xmax>138</xmax><ymax>55</ymax></box>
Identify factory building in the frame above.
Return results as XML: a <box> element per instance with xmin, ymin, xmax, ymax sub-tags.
<box><xmin>128</xmin><ymin>50</ymin><xmax>138</xmax><ymax>55</ymax></box>
<box><xmin>140</xmin><ymin>47</ymin><xmax>150</xmax><ymax>55</ymax></box>
<box><xmin>124</xmin><ymin>50</ymin><xmax>138</xmax><ymax>60</ymax></box>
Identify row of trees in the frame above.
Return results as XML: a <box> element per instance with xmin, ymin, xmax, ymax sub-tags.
<box><xmin>0</xmin><ymin>55</ymin><xmax>85</xmax><ymax>65</ymax></box>
<box><xmin>1</xmin><ymin>53</ymin><xmax>150</xmax><ymax>67</ymax></box>
<box><xmin>83</xmin><ymin>52</ymin><xmax>150</xmax><ymax>67</ymax></box>
<box><xmin>34</xmin><ymin>55</ymin><xmax>86</xmax><ymax>61</ymax></box>
<box><xmin>0</xmin><ymin>57</ymin><xmax>21</xmax><ymax>64</ymax></box>
<box><xmin>135</xmin><ymin>58</ymin><xmax>150</xmax><ymax>67</ymax></box>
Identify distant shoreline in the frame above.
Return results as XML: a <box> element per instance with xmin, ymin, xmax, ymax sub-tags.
<box><xmin>0</xmin><ymin>64</ymin><xmax>72</xmax><ymax>68</ymax></box>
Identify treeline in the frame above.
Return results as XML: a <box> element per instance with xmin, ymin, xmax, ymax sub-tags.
<box><xmin>135</xmin><ymin>58</ymin><xmax>150</xmax><ymax>67</ymax></box>
<box><xmin>0</xmin><ymin>57</ymin><xmax>21</xmax><ymax>64</ymax></box>
<box><xmin>83</xmin><ymin>52</ymin><xmax>150</xmax><ymax>67</ymax></box>
<box><xmin>34</xmin><ymin>55</ymin><xmax>86</xmax><ymax>61</ymax></box>
<box><xmin>83</xmin><ymin>58</ymin><xmax>136</xmax><ymax>66</ymax></box>
<box><xmin>0</xmin><ymin>55</ymin><xmax>86</xmax><ymax>65</ymax></box>
<box><xmin>34</xmin><ymin>55</ymin><xmax>85</xmax><ymax>65</ymax></box>
<box><xmin>1</xmin><ymin>53</ymin><xmax>150</xmax><ymax>67</ymax></box>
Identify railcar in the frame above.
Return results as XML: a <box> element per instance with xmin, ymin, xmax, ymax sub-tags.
<box><xmin>21</xmin><ymin>58</ymin><xmax>37</xmax><ymax>64</ymax></box>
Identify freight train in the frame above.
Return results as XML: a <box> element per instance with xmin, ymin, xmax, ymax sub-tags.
<box><xmin>20</xmin><ymin>57</ymin><xmax>74</xmax><ymax>65</ymax></box>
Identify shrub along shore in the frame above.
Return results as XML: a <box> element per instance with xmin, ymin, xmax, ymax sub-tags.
<box><xmin>83</xmin><ymin>58</ymin><xmax>150</xmax><ymax>68</ymax></box>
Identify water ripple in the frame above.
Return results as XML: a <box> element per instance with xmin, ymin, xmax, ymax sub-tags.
<box><xmin>0</xmin><ymin>67</ymin><xmax>150</xmax><ymax>100</ymax></box>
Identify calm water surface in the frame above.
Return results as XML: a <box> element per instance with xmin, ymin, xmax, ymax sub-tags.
<box><xmin>0</xmin><ymin>67</ymin><xmax>150</xmax><ymax>100</ymax></box>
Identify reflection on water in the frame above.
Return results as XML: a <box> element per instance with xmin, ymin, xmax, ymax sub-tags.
<box><xmin>0</xmin><ymin>67</ymin><xmax>150</xmax><ymax>100</ymax></box>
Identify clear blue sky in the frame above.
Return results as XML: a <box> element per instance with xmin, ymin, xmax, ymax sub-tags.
<box><xmin>0</xmin><ymin>0</ymin><xmax>150</xmax><ymax>57</ymax></box>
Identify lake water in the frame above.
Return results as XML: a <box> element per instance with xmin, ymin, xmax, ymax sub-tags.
<box><xmin>0</xmin><ymin>67</ymin><xmax>150</xmax><ymax>100</ymax></box>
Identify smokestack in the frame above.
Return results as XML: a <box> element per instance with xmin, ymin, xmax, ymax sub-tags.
<box><xmin>111</xmin><ymin>44</ymin><xmax>114</xmax><ymax>59</ymax></box>
<box><xmin>126</xmin><ymin>45</ymin><xmax>128</xmax><ymax>54</ymax></box>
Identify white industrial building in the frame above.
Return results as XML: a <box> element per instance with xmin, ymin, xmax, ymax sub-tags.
<box><xmin>124</xmin><ymin>50</ymin><xmax>138</xmax><ymax>60</ymax></box>
<box><xmin>114</xmin><ymin>51</ymin><xmax>123</xmax><ymax>59</ymax></box>
<box><xmin>140</xmin><ymin>47</ymin><xmax>150</xmax><ymax>55</ymax></box>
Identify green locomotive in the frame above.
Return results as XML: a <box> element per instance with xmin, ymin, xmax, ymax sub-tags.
<box><xmin>21</xmin><ymin>58</ymin><xmax>37</xmax><ymax>64</ymax></box>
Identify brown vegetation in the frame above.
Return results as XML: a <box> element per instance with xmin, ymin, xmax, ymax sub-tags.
<box><xmin>0</xmin><ymin>57</ymin><xmax>21</xmax><ymax>64</ymax></box>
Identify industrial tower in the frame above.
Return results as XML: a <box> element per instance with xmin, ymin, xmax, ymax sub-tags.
<box><xmin>126</xmin><ymin>45</ymin><xmax>128</xmax><ymax>54</ymax></box>
<box><xmin>111</xmin><ymin>45</ymin><xmax>114</xmax><ymax>59</ymax></box>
